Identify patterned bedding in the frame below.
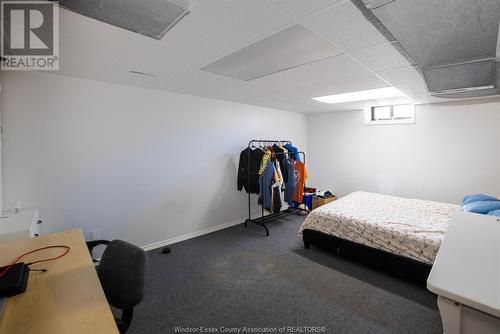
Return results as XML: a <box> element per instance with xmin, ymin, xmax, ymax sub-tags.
<box><xmin>298</xmin><ymin>191</ymin><xmax>461</xmax><ymax>264</ymax></box>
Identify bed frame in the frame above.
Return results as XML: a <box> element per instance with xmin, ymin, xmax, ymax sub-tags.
<box><xmin>302</xmin><ymin>229</ymin><xmax>432</xmax><ymax>286</ymax></box>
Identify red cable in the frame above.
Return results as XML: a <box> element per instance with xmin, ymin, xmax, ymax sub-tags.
<box><xmin>0</xmin><ymin>245</ymin><xmax>71</xmax><ymax>279</ymax></box>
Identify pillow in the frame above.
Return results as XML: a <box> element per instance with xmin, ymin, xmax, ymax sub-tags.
<box><xmin>463</xmin><ymin>201</ymin><xmax>500</xmax><ymax>214</ymax></box>
<box><xmin>487</xmin><ymin>209</ymin><xmax>500</xmax><ymax>217</ymax></box>
<box><xmin>462</xmin><ymin>193</ymin><xmax>499</xmax><ymax>205</ymax></box>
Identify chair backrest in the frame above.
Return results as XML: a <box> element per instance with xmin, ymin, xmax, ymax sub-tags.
<box><xmin>97</xmin><ymin>240</ymin><xmax>148</xmax><ymax>310</ymax></box>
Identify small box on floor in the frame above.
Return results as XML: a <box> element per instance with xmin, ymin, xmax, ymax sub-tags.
<box><xmin>312</xmin><ymin>196</ymin><xmax>337</xmax><ymax>210</ymax></box>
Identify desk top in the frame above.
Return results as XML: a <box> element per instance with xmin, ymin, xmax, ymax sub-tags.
<box><xmin>427</xmin><ymin>212</ymin><xmax>500</xmax><ymax>317</ymax></box>
<box><xmin>0</xmin><ymin>229</ymin><xmax>119</xmax><ymax>333</ymax></box>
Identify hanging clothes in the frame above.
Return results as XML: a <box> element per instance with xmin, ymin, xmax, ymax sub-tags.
<box><xmin>272</xmin><ymin>144</ymin><xmax>288</xmax><ymax>183</ymax></box>
<box><xmin>240</xmin><ymin>142</ymin><xmax>305</xmax><ymax>216</ymax></box>
<box><xmin>237</xmin><ymin>147</ymin><xmax>264</xmax><ymax>194</ymax></box>
<box><xmin>284</xmin><ymin>143</ymin><xmax>301</xmax><ymax>162</ymax></box>
<box><xmin>284</xmin><ymin>158</ymin><xmax>295</xmax><ymax>206</ymax></box>
<box><xmin>292</xmin><ymin>159</ymin><xmax>308</xmax><ymax>204</ymax></box>
<box><xmin>259</xmin><ymin>159</ymin><xmax>274</xmax><ymax>210</ymax></box>
<box><xmin>258</xmin><ymin>148</ymin><xmax>272</xmax><ymax>175</ymax></box>
<box><xmin>272</xmin><ymin>160</ymin><xmax>283</xmax><ymax>213</ymax></box>
<box><xmin>272</xmin><ymin>187</ymin><xmax>281</xmax><ymax>213</ymax></box>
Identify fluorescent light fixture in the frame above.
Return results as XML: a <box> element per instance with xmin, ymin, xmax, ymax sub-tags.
<box><xmin>312</xmin><ymin>87</ymin><xmax>405</xmax><ymax>104</ymax></box>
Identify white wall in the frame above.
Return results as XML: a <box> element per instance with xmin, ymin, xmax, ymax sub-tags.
<box><xmin>307</xmin><ymin>100</ymin><xmax>500</xmax><ymax>204</ymax></box>
<box><xmin>0</xmin><ymin>71</ymin><xmax>307</xmax><ymax>247</ymax></box>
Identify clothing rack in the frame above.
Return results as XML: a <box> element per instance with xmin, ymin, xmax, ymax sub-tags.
<box><xmin>244</xmin><ymin>139</ymin><xmax>309</xmax><ymax>236</ymax></box>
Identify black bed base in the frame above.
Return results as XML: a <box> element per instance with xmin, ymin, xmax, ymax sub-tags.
<box><xmin>302</xmin><ymin>229</ymin><xmax>432</xmax><ymax>286</ymax></box>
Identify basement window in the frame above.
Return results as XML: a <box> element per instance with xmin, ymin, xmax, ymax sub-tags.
<box><xmin>364</xmin><ymin>104</ymin><xmax>415</xmax><ymax>125</ymax></box>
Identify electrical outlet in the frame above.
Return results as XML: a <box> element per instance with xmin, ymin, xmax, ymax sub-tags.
<box><xmin>89</xmin><ymin>229</ymin><xmax>101</xmax><ymax>241</ymax></box>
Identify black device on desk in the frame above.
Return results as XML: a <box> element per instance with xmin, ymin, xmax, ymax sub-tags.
<box><xmin>0</xmin><ymin>244</ymin><xmax>70</xmax><ymax>299</ymax></box>
<box><xmin>0</xmin><ymin>262</ymin><xmax>30</xmax><ymax>298</ymax></box>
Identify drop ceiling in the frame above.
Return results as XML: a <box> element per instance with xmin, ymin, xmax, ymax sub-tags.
<box><xmin>7</xmin><ymin>0</ymin><xmax>497</xmax><ymax>113</ymax></box>
<box><xmin>201</xmin><ymin>24</ymin><xmax>342</xmax><ymax>81</ymax></box>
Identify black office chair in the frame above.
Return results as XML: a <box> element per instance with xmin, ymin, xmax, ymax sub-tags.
<box><xmin>87</xmin><ymin>240</ymin><xmax>148</xmax><ymax>334</ymax></box>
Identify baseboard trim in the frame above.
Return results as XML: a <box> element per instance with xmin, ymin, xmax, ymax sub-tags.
<box><xmin>141</xmin><ymin>217</ymin><xmax>245</xmax><ymax>251</ymax></box>
<box><xmin>140</xmin><ymin>209</ymin><xmax>290</xmax><ymax>251</ymax></box>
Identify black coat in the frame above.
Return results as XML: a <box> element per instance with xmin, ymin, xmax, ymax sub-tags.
<box><xmin>272</xmin><ymin>144</ymin><xmax>288</xmax><ymax>183</ymax></box>
<box><xmin>237</xmin><ymin>147</ymin><xmax>264</xmax><ymax>194</ymax></box>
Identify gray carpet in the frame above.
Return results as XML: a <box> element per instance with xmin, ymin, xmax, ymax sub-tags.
<box><xmin>127</xmin><ymin>215</ymin><xmax>442</xmax><ymax>334</ymax></box>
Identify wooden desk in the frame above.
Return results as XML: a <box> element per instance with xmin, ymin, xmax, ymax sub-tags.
<box><xmin>0</xmin><ymin>229</ymin><xmax>118</xmax><ymax>333</ymax></box>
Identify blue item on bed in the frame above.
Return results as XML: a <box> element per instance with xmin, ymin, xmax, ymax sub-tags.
<box><xmin>462</xmin><ymin>193</ymin><xmax>500</xmax><ymax>216</ymax></box>
<box><xmin>462</xmin><ymin>194</ymin><xmax>499</xmax><ymax>205</ymax></box>
<box><xmin>487</xmin><ymin>209</ymin><xmax>500</xmax><ymax>217</ymax></box>
<box><xmin>463</xmin><ymin>201</ymin><xmax>500</xmax><ymax>214</ymax></box>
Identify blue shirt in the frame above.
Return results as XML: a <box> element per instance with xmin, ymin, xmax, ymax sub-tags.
<box><xmin>284</xmin><ymin>143</ymin><xmax>301</xmax><ymax>162</ymax></box>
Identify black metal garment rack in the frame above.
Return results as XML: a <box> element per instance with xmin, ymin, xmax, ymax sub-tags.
<box><xmin>243</xmin><ymin>139</ymin><xmax>309</xmax><ymax>236</ymax></box>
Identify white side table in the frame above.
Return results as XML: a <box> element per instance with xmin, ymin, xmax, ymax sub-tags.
<box><xmin>0</xmin><ymin>208</ymin><xmax>41</xmax><ymax>242</ymax></box>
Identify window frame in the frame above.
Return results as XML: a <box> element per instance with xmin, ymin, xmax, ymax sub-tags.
<box><xmin>364</xmin><ymin>104</ymin><xmax>416</xmax><ymax>125</ymax></box>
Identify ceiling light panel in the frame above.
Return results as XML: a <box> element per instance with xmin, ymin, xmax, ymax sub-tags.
<box><xmin>201</xmin><ymin>24</ymin><xmax>342</xmax><ymax>81</ymax></box>
<box><xmin>313</xmin><ymin>87</ymin><xmax>405</xmax><ymax>104</ymax></box>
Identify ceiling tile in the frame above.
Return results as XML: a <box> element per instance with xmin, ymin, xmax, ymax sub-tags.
<box><xmin>267</xmin><ymin>0</ymin><xmax>344</xmax><ymax>19</ymax></box>
<box><xmin>243</xmin><ymin>96</ymin><xmax>305</xmax><ymax>112</ymax></box>
<box><xmin>243</xmin><ymin>73</ymin><xmax>393</xmax><ymax>113</ymax></box>
<box><xmin>103</xmin><ymin>45</ymin><xmax>192</xmax><ymax>83</ymax></box>
<box><xmin>318</xmin><ymin>74</ymin><xmax>389</xmax><ymax>95</ymax></box>
<box><xmin>256</xmin><ymin>82</ymin><xmax>344</xmax><ymax>100</ymax></box>
<box><xmin>158</xmin><ymin>69</ymin><xmax>250</xmax><ymax>100</ymax></box>
<box><xmin>260</xmin><ymin>74</ymin><xmax>388</xmax><ymax>100</ymax></box>
<box><xmin>161</xmin><ymin>26</ymin><xmax>228</xmax><ymax>68</ymax></box>
<box><xmin>201</xmin><ymin>24</ymin><xmax>342</xmax><ymax>80</ymax></box>
<box><xmin>396</xmin><ymin>82</ymin><xmax>435</xmax><ymax>104</ymax></box>
<box><xmin>58</xmin><ymin>9</ymin><xmax>133</xmax><ymax>80</ymax></box>
<box><xmin>379</xmin><ymin>66</ymin><xmax>423</xmax><ymax>86</ymax></box>
<box><xmin>100</xmin><ymin>70</ymin><xmax>166</xmax><ymax>91</ymax></box>
<box><xmin>303</xmin><ymin>1</ymin><xmax>387</xmax><ymax>52</ymax></box>
<box><xmin>248</xmin><ymin>54</ymin><xmax>371</xmax><ymax>93</ymax></box>
<box><xmin>172</xmin><ymin>0</ymin><xmax>294</xmax><ymax>51</ymax></box>
<box><xmin>110</xmin><ymin>29</ymin><xmax>227</xmax><ymax>78</ymax></box>
<box><xmin>350</xmin><ymin>42</ymin><xmax>412</xmax><ymax>73</ymax></box>
<box><xmin>311</xmin><ymin>95</ymin><xmax>411</xmax><ymax>112</ymax></box>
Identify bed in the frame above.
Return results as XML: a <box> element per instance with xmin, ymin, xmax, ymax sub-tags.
<box><xmin>299</xmin><ymin>191</ymin><xmax>461</xmax><ymax>284</ymax></box>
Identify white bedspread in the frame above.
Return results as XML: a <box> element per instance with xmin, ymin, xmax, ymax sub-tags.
<box><xmin>298</xmin><ymin>191</ymin><xmax>461</xmax><ymax>264</ymax></box>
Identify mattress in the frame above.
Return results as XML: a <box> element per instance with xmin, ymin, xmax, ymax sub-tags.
<box><xmin>298</xmin><ymin>191</ymin><xmax>461</xmax><ymax>264</ymax></box>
